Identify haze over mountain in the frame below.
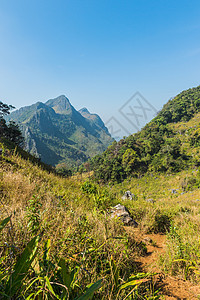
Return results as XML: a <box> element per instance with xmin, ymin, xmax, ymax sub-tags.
<box><xmin>6</xmin><ymin>95</ymin><xmax>114</xmax><ymax>167</ymax></box>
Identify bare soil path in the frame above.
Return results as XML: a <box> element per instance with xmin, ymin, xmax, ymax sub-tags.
<box><xmin>126</xmin><ymin>228</ymin><xmax>200</xmax><ymax>299</ymax></box>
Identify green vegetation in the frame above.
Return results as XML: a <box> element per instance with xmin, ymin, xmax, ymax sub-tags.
<box><xmin>2</xmin><ymin>86</ymin><xmax>200</xmax><ymax>298</ymax></box>
<box><xmin>6</xmin><ymin>95</ymin><xmax>113</xmax><ymax>167</ymax></box>
<box><xmin>0</xmin><ymin>101</ymin><xmax>24</xmax><ymax>147</ymax></box>
<box><xmin>89</xmin><ymin>86</ymin><xmax>200</xmax><ymax>182</ymax></box>
<box><xmin>0</xmin><ymin>146</ymin><xmax>163</xmax><ymax>299</ymax></box>
<box><xmin>1</xmin><ymin>140</ymin><xmax>200</xmax><ymax>298</ymax></box>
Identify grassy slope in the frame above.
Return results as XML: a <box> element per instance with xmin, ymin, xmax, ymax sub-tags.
<box><xmin>1</xmin><ymin>109</ymin><xmax>200</xmax><ymax>298</ymax></box>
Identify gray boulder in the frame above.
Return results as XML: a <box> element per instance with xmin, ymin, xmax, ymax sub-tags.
<box><xmin>111</xmin><ymin>204</ymin><xmax>138</xmax><ymax>227</ymax></box>
<box><xmin>122</xmin><ymin>191</ymin><xmax>134</xmax><ymax>200</ymax></box>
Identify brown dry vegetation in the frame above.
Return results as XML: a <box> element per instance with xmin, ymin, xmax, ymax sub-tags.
<box><xmin>1</xmin><ymin>145</ymin><xmax>200</xmax><ymax>299</ymax></box>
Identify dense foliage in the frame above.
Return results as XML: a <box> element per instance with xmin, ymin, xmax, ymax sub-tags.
<box><xmin>155</xmin><ymin>85</ymin><xmax>200</xmax><ymax>124</ymax></box>
<box><xmin>0</xmin><ymin>101</ymin><xmax>24</xmax><ymax>147</ymax></box>
<box><xmin>89</xmin><ymin>123</ymin><xmax>189</xmax><ymax>182</ymax></box>
<box><xmin>89</xmin><ymin>86</ymin><xmax>200</xmax><ymax>182</ymax></box>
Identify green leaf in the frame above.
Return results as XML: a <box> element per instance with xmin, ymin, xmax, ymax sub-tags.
<box><xmin>45</xmin><ymin>276</ymin><xmax>61</xmax><ymax>300</ymax></box>
<box><xmin>75</xmin><ymin>279</ymin><xmax>103</xmax><ymax>300</ymax></box>
<box><xmin>43</xmin><ymin>239</ymin><xmax>51</xmax><ymax>262</ymax></box>
<box><xmin>24</xmin><ymin>277</ymin><xmax>40</xmax><ymax>294</ymax></box>
<box><xmin>173</xmin><ymin>259</ymin><xmax>187</xmax><ymax>263</ymax></box>
<box><xmin>58</xmin><ymin>258</ymin><xmax>70</xmax><ymax>298</ymax></box>
<box><xmin>59</xmin><ymin>258</ymin><xmax>79</xmax><ymax>290</ymax></box>
<box><xmin>25</xmin><ymin>292</ymin><xmax>35</xmax><ymax>300</ymax></box>
<box><xmin>110</xmin><ymin>256</ymin><xmax>119</xmax><ymax>288</ymax></box>
<box><xmin>59</xmin><ymin>258</ymin><xmax>70</xmax><ymax>288</ymax></box>
<box><xmin>5</xmin><ymin>235</ymin><xmax>39</xmax><ymax>297</ymax></box>
<box><xmin>119</xmin><ymin>273</ymin><xmax>154</xmax><ymax>291</ymax></box>
<box><xmin>119</xmin><ymin>279</ymin><xmax>144</xmax><ymax>290</ymax></box>
<box><xmin>0</xmin><ymin>216</ymin><xmax>11</xmax><ymax>232</ymax></box>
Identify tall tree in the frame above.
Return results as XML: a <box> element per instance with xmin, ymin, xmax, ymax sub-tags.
<box><xmin>0</xmin><ymin>101</ymin><xmax>15</xmax><ymax>118</ymax></box>
<box><xmin>0</xmin><ymin>101</ymin><xmax>24</xmax><ymax>147</ymax></box>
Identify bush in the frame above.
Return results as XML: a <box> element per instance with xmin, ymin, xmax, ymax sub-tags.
<box><xmin>147</xmin><ymin>211</ymin><xmax>172</xmax><ymax>233</ymax></box>
<box><xmin>81</xmin><ymin>181</ymin><xmax>98</xmax><ymax>194</ymax></box>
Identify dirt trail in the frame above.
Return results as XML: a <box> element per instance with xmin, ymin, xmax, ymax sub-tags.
<box><xmin>126</xmin><ymin>228</ymin><xmax>200</xmax><ymax>299</ymax></box>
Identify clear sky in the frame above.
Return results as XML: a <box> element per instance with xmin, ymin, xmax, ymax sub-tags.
<box><xmin>1</xmin><ymin>0</ymin><xmax>200</xmax><ymax>138</ymax></box>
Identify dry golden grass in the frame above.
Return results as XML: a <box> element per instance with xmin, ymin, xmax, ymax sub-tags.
<box><xmin>1</xmin><ymin>147</ymin><xmax>200</xmax><ymax>298</ymax></box>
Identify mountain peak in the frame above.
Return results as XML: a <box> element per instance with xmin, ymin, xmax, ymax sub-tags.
<box><xmin>6</xmin><ymin>95</ymin><xmax>113</xmax><ymax>167</ymax></box>
<box><xmin>79</xmin><ymin>107</ymin><xmax>90</xmax><ymax>114</ymax></box>
<box><xmin>79</xmin><ymin>107</ymin><xmax>105</xmax><ymax>128</ymax></box>
<box><xmin>45</xmin><ymin>95</ymin><xmax>73</xmax><ymax>115</ymax></box>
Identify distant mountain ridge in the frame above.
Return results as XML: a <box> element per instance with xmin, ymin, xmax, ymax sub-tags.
<box><xmin>6</xmin><ymin>95</ymin><xmax>114</xmax><ymax>167</ymax></box>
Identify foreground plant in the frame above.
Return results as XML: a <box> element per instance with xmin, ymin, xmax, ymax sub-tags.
<box><xmin>0</xmin><ymin>217</ymin><xmax>103</xmax><ymax>299</ymax></box>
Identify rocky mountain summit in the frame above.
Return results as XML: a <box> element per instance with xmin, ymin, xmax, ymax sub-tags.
<box><xmin>6</xmin><ymin>95</ymin><xmax>114</xmax><ymax>167</ymax></box>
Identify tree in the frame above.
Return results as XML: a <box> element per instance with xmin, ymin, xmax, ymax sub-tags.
<box><xmin>55</xmin><ymin>163</ymin><xmax>72</xmax><ymax>177</ymax></box>
<box><xmin>0</xmin><ymin>101</ymin><xmax>15</xmax><ymax>118</ymax></box>
<box><xmin>6</xmin><ymin>121</ymin><xmax>24</xmax><ymax>147</ymax></box>
<box><xmin>122</xmin><ymin>148</ymin><xmax>139</xmax><ymax>176</ymax></box>
<box><xmin>0</xmin><ymin>101</ymin><xmax>24</xmax><ymax>147</ymax></box>
<box><xmin>0</xmin><ymin>101</ymin><xmax>15</xmax><ymax>138</ymax></box>
<box><xmin>0</xmin><ymin>118</ymin><xmax>7</xmax><ymax>138</ymax></box>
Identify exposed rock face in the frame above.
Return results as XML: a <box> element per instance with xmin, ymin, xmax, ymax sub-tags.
<box><xmin>122</xmin><ymin>191</ymin><xmax>134</xmax><ymax>200</ymax></box>
<box><xmin>6</xmin><ymin>95</ymin><xmax>114</xmax><ymax>167</ymax></box>
<box><xmin>110</xmin><ymin>204</ymin><xmax>138</xmax><ymax>227</ymax></box>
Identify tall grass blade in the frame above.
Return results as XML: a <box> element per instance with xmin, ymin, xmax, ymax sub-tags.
<box><xmin>75</xmin><ymin>279</ymin><xmax>103</xmax><ymax>300</ymax></box>
<box><xmin>0</xmin><ymin>216</ymin><xmax>11</xmax><ymax>232</ymax></box>
<box><xmin>110</xmin><ymin>255</ymin><xmax>119</xmax><ymax>288</ymax></box>
<box><xmin>45</xmin><ymin>276</ymin><xmax>61</xmax><ymax>300</ymax></box>
<box><xmin>59</xmin><ymin>258</ymin><xmax>79</xmax><ymax>290</ymax></box>
<box><xmin>5</xmin><ymin>235</ymin><xmax>39</xmax><ymax>297</ymax></box>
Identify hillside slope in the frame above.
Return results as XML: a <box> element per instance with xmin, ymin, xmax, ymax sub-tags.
<box><xmin>6</xmin><ymin>95</ymin><xmax>113</xmax><ymax>167</ymax></box>
<box><xmin>90</xmin><ymin>85</ymin><xmax>200</xmax><ymax>182</ymax></box>
<box><xmin>1</xmin><ymin>138</ymin><xmax>200</xmax><ymax>298</ymax></box>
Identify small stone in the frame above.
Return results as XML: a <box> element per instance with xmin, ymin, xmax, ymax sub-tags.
<box><xmin>110</xmin><ymin>204</ymin><xmax>138</xmax><ymax>227</ymax></box>
<box><xmin>122</xmin><ymin>191</ymin><xmax>134</xmax><ymax>200</ymax></box>
<box><xmin>142</xmin><ymin>237</ymin><xmax>152</xmax><ymax>244</ymax></box>
<box><xmin>146</xmin><ymin>198</ymin><xmax>155</xmax><ymax>203</ymax></box>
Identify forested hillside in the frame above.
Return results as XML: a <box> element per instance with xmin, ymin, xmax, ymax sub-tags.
<box><xmin>89</xmin><ymin>86</ymin><xmax>200</xmax><ymax>182</ymax></box>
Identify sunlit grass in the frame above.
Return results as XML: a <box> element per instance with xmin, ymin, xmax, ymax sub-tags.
<box><xmin>1</xmin><ymin>143</ymin><xmax>200</xmax><ymax>298</ymax></box>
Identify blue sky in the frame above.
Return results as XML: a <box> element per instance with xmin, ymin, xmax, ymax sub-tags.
<box><xmin>1</xmin><ymin>0</ymin><xmax>200</xmax><ymax>137</ymax></box>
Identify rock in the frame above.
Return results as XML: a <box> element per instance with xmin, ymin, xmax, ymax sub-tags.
<box><xmin>111</xmin><ymin>204</ymin><xmax>138</xmax><ymax>227</ymax></box>
<box><xmin>122</xmin><ymin>191</ymin><xmax>134</xmax><ymax>200</ymax></box>
<box><xmin>146</xmin><ymin>198</ymin><xmax>155</xmax><ymax>203</ymax></box>
<box><xmin>142</xmin><ymin>237</ymin><xmax>152</xmax><ymax>244</ymax></box>
<box><xmin>171</xmin><ymin>189</ymin><xmax>177</xmax><ymax>194</ymax></box>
